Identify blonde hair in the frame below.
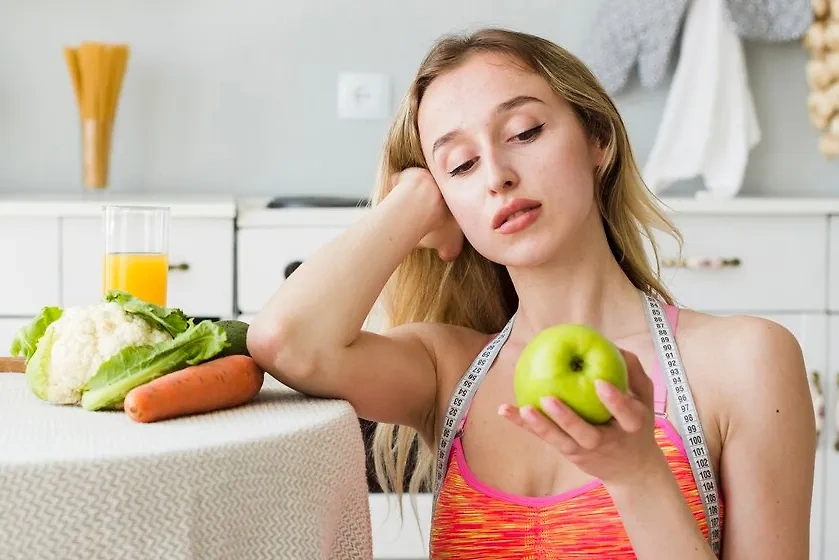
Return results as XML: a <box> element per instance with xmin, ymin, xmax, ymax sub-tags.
<box><xmin>370</xmin><ymin>27</ymin><xmax>681</xmax><ymax>514</ymax></box>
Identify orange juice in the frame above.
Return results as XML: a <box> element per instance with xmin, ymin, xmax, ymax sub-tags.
<box><xmin>103</xmin><ymin>252</ymin><xmax>168</xmax><ymax>306</ymax></box>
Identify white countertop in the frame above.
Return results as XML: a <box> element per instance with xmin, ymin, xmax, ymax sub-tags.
<box><xmin>235</xmin><ymin>197</ymin><xmax>369</xmax><ymax>227</ymax></box>
<box><xmin>0</xmin><ymin>192</ymin><xmax>237</xmax><ymax>218</ymax></box>
<box><xmin>656</xmin><ymin>194</ymin><xmax>839</xmax><ymax>215</ymax></box>
<box><xmin>2</xmin><ymin>192</ymin><xmax>839</xmax><ymax>223</ymax></box>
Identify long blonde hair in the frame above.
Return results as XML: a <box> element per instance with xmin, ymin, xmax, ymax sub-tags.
<box><xmin>370</xmin><ymin>27</ymin><xmax>681</xmax><ymax>512</ymax></box>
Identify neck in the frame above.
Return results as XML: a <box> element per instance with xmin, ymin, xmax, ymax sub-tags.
<box><xmin>507</xmin><ymin>227</ymin><xmax>646</xmax><ymax>342</ymax></box>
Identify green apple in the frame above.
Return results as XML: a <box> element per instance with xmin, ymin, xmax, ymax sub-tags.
<box><xmin>514</xmin><ymin>323</ymin><xmax>628</xmax><ymax>425</ymax></box>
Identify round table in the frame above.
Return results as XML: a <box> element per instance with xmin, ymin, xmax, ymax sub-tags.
<box><xmin>0</xmin><ymin>373</ymin><xmax>373</xmax><ymax>560</ymax></box>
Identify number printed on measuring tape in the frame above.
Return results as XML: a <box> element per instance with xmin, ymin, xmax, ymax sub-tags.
<box><xmin>642</xmin><ymin>293</ymin><xmax>721</xmax><ymax>557</ymax></box>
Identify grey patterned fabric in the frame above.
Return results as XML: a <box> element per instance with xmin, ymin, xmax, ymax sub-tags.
<box><xmin>726</xmin><ymin>0</ymin><xmax>813</xmax><ymax>41</ymax></box>
<box><xmin>583</xmin><ymin>0</ymin><xmax>814</xmax><ymax>95</ymax></box>
<box><xmin>0</xmin><ymin>375</ymin><xmax>374</xmax><ymax>560</ymax></box>
<box><xmin>582</xmin><ymin>0</ymin><xmax>690</xmax><ymax>95</ymax></box>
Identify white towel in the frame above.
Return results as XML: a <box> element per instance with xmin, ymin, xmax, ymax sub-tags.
<box><xmin>642</xmin><ymin>0</ymin><xmax>761</xmax><ymax>198</ymax></box>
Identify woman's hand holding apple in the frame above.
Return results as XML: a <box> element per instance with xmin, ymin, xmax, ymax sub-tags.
<box><xmin>499</xmin><ymin>348</ymin><xmax>667</xmax><ymax>488</ymax></box>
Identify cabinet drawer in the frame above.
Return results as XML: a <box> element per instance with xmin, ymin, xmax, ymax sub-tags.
<box><xmin>651</xmin><ymin>214</ymin><xmax>827</xmax><ymax>312</ymax></box>
<box><xmin>61</xmin><ymin>217</ymin><xmax>235</xmax><ymax>318</ymax></box>
<box><xmin>237</xmin><ymin>226</ymin><xmax>344</xmax><ymax>314</ymax></box>
<box><xmin>0</xmin><ymin>217</ymin><xmax>60</xmax><ymax>315</ymax></box>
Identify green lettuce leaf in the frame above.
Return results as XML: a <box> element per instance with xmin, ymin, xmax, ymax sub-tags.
<box><xmin>79</xmin><ymin>319</ymin><xmax>229</xmax><ymax>411</ymax></box>
<box><xmin>9</xmin><ymin>306</ymin><xmax>63</xmax><ymax>362</ymax></box>
<box><xmin>24</xmin><ymin>322</ymin><xmax>57</xmax><ymax>401</ymax></box>
<box><xmin>104</xmin><ymin>290</ymin><xmax>192</xmax><ymax>337</ymax></box>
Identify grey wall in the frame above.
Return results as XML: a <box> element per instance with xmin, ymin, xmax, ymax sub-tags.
<box><xmin>0</xmin><ymin>1</ymin><xmax>834</xmax><ymax>198</ymax></box>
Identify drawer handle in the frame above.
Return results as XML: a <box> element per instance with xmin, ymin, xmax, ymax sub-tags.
<box><xmin>661</xmin><ymin>257</ymin><xmax>741</xmax><ymax>270</ymax></box>
<box><xmin>284</xmin><ymin>260</ymin><xmax>303</xmax><ymax>279</ymax></box>
<box><xmin>810</xmin><ymin>370</ymin><xmax>824</xmax><ymax>444</ymax></box>
<box><xmin>168</xmin><ymin>262</ymin><xmax>190</xmax><ymax>272</ymax></box>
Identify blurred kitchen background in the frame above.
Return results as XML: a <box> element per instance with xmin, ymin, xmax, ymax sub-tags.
<box><xmin>2</xmin><ymin>3</ymin><xmax>838</xmax><ymax>559</ymax></box>
<box><xmin>0</xmin><ymin>0</ymin><xmax>832</xmax><ymax>198</ymax></box>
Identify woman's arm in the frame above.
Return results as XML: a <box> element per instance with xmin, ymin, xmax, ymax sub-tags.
<box><xmin>608</xmin><ymin>316</ymin><xmax>814</xmax><ymax>559</ymax></box>
<box><xmin>715</xmin><ymin>317</ymin><xmax>815</xmax><ymax>558</ymax></box>
<box><xmin>606</xmin><ymin>453</ymin><xmax>718</xmax><ymax>559</ymax></box>
<box><xmin>247</xmin><ymin>169</ymin><xmax>457</xmax><ymax>434</ymax></box>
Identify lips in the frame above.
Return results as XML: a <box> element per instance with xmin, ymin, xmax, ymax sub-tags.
<box><xmin>492</xmin><ymin>198</ymin><xmax>542</xmax><ymax>229</ymax></box>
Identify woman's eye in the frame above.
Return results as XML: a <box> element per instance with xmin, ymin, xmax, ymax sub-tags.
<box><xmin>449</xmin><ymin>158</ymin><xmax>477</xmax><ymax>177</ymax></box>
<box><xmin>513</xmin><ymin>123</ymin><xmax>545</xmax><ymax>142</ymax></box>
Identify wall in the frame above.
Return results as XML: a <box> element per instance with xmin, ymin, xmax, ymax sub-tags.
<box><xmin>0</xmin><ymin>1</ymin><xmax>833</xmax><ymax>198</ymax></box>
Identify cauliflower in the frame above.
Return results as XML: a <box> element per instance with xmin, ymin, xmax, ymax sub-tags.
<box><xmin>35</xmin><ymin>301</ymin><xmax>171</xmax><ymax>404</ymax></box>
<box><xmin>11</xmin><ymin>290</ymin><xmax>230</xmax><ymax>410</ymax></box>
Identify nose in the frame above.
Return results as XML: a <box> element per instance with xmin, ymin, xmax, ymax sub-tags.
<box><xmin>485</xmin><ymin>151</ymin><xmax>519</xmax><ymax>195</ymax></box>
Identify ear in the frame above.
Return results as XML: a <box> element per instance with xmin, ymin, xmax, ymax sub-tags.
<box><xmin>590</xmin><ymin>137</ymin><xmax>607</xmax><ymax>171</ymax></box>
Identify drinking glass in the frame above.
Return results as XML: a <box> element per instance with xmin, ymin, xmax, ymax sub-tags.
<box><xmin>102</xmin><ymin>205</ymin><xmax>171</xmax><ymax>306</ymax></box>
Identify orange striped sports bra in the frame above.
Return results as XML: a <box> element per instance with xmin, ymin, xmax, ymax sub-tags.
<box><xmin>429</xmin><ymin>293</ymin><xmax>724</xmax><ymax>558</ymax></box>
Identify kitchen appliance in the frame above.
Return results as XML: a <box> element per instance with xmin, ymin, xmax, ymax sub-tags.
<box><xmin>265</xmin><ymin>195</ymin><xmax>369</xmax><ymax>209</ymax></box>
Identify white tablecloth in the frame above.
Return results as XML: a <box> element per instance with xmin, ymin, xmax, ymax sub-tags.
<box><xmin>0</xmin><ymin>374</ymin><xmax>373</xmax><ymax>560</ymax></box>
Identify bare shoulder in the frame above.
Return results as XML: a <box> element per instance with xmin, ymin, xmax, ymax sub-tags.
<box><xmin>387</xmin><ymin>320</ymin><xmax>496</xmax><ymax>439</ymax></box>
<box><xmin>388</xmin><ymin>320</ymin><xmax>494</xmax><ymax>368</ymax></box>
<box><xmin>676</xmin><ymin>309</ymin><xmax>812</xmax><ymax>434</ymax></box>
<box><xmin>675</xmin><ymin>312</ymin><xmax>816</xmax><ymax>557</ymax></box>
<box><xmin>677</xmin><ymin>309</ymin><xmax>805</xmax><ymax>380</ymax></box>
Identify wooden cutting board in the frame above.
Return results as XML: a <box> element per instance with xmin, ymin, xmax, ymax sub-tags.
<box><xmin>0</xmin><ymin>357</ymin><xmax>25</xmax><ymax>373</ymax></box>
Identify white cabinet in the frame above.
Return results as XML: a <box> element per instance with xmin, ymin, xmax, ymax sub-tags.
<box><xmin>0</xmin><ymin>317</ymin><xmax>34</xmax><ymax>355</ymax></box>
<box><xmin>0</xmin><ymin>217</ymin><xmax>60</xmax><ymax>315</ymax></box>
<box><xmin>653</xmin><ymin>214</ymin><xmax>828</xmax><ymax>313</ymax></box>
<box><xmin>236</xmin><ymin>226</ymin><xmax>345</xmax><ymax>314</ymax></box>
<box><xmin>821</xmin><ymin>316</ymin><xmax>839</xmax><ymax>560</ymax></box>
<box><xmin>61</xmin><ymin>217</ymin><xmax>235</xmax><ymax>319</ymax></box>
<box><xmin>369</xmin><ymin>493</ymin><xmax>431</xmax><ymax>560</ymax></box>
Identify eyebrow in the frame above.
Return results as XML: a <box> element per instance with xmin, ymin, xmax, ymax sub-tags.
<box><xmin>431</xmin><ymin>95</ymin><xmax>545</xmax><ymax>158</ymax></box>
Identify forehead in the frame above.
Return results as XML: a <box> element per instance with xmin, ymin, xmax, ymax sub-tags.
<box><xmin>417</xmin><ymin>52</ymin><xmax>554</xmax><ymax>144</ymax></box>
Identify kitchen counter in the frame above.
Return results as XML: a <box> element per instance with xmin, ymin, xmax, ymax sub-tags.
<box><xmin>0</xmin><ymin>193</ymin><xmax>237</xmax><ymax>218</ymax></box>
<box><xmin>235</xmin><ymin>197</ymin><xmax>369</xmax><ymax>227</ymax></box>
<box><xmin>2</xmin><ymin>192</ymin><xmax>839</xmax><ymax>221</ymax></box>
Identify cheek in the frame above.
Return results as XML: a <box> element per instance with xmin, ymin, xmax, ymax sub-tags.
<box><xmin>531</xmin><ymin>144</ymin><xmax>597</xmax><ymax>204</ymax></box>
<box><xmin>440</xmin><ymin>186</ymin><xmax>490</xmax><ymax>243</ymax></box>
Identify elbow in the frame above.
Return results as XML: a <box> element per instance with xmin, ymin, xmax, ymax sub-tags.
<box><xmin>247</xmin><ymin>314</ymin><xmax>318</xmax><ymax>382</ymax></box>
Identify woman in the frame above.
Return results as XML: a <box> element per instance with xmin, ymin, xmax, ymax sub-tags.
<box><xmin>247</xmin><ymin>28</ymin><xmax>815</xmax><ymax>559</ymax></box>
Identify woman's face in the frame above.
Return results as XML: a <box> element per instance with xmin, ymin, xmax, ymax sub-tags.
<box><xmin>417</xmin><ymin>52</ymin><xmax>605</xmax><ymax>268</ymax></box>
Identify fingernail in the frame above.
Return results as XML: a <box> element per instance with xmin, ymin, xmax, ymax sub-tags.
<box><xmin>595</xmin><ymin>379</ymin><xmax>613</xmax><ymax>400</ymax></box>
<box><xmin>540</xmin><ymin>396</ymin><xmax>560</xmax><ymax>412</ymax></box>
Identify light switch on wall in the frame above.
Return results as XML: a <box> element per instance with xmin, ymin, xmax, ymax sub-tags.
<box><xmin>337</xmin><ymin>72</ymin><xmax>391</xmax><ymax>120</ymax></box>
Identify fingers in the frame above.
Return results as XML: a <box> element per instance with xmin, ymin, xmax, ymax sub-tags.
<box><xmin>499</xmin><ymin>403</ymin><xmax>579</xmax><ymax>454</ymax></box>
<box><xmin>619</xmin><ymin>349</ymin><xmax>654</xmax><ymax>408</ymax></box>
<box><xmin>595</xmin><ymin>380</ymin><xmax>647</xmax><ymax>433</ymax></box>
<box><xmin>538</xmin><ymin>397</ymin><xmax>602</xmax><ymax>450</ymax></box>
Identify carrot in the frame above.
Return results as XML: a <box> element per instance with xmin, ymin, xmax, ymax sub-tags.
<box><xmin>123</xmin><ymin>355</ymin><xmax>265</xmax><ymax>423</ymax></box>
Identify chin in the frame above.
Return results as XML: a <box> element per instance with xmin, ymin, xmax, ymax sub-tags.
<box><xmin>475</xmin><ymin>236</ymin><xmax>561</xmax><ymax>269</ymax></box>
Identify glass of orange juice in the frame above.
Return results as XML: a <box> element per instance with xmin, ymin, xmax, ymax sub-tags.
<box><xmin>102</xmin><ymin>205</ymin><xmax>171</xmax><ymax>306</ymax></box>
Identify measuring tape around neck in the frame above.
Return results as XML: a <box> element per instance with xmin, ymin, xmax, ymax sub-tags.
<box><xmin>641</xmin><ymin>292</ymin><xmax>721</xmax><ymax>556</ymax></box>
